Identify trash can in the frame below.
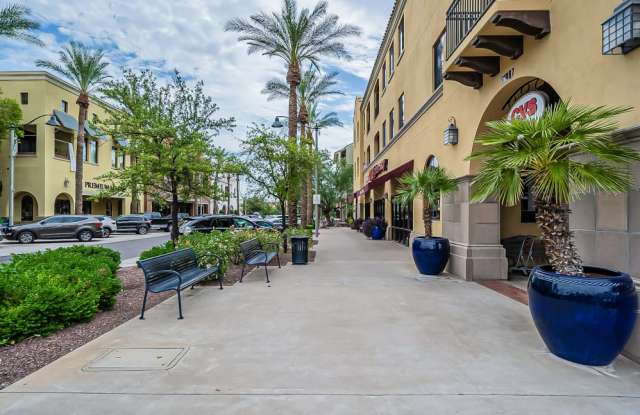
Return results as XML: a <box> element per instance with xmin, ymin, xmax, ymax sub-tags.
<box><xmin>290</xmin><ymin>236</ymin><xmax>309</xmax><ymax>265</ymax></box>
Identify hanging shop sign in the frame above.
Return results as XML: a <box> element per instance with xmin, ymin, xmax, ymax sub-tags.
<box><xmin>368</xmin><ymin>159</ymin><xmax>389</xmax><ymax>181</ymax></box>
<box><xmin>84</xmin><ymin>181</ymin><xmax>113</xmax><ymax>190</ymax></box>
<box><xmin>507</xmin><ymin>91</ymin><xmax>547</xmax><ymax>121</ymax></box>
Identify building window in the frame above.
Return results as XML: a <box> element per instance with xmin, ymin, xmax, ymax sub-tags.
<box><xmin>374</xmin><ymin>82</ymin><xmax>380</xmax><ymax>118</ymax></box>
<box><xmin>366</xmin><ymin>103</ymin><xmax>371</xmax><ymax>133</ymax></box>
<box><xmin>399</xmin><ymin>17</ymin><xmax>405</xmax><ymax>55</ymax></box>
<box><xmin>426</xmin><ymin>155</ymin><xmax>441</xmax><ymax>219</ymax></box>
<box><xmin>20</xmin><ymin>92</ymin><xmax>28</xmax><ymax>105</ymax></box>
<box><xmin>382</xmin><ymin>121</ymin><xmax>387</xmax><ymax>147</ymax></box>
<box><xmin>398</xmin><ymin>94</ymin><xmax>405</xmax><ymax>129</ymax></box>
<box><xmin>389</xmin><ymin>43</ymin><xmax>395</xmax><ymax>77</ymax></box>
<box><xmin>54</xmin><ymin>130</ymin><xmax>73</xmax><ymax>160</ymax></box>
<box><xmin>112</xmin><ymin>146</ymin><xmax>125</xmax><ymax>169</ymax></box>
<box><xmin>382</xmin><ymin>62</ymin><xmax>387</xmax><ymax>89</ymax></box>
<box><xmin>366</xmin><ymin>145</ymin><xmax>371</xmax><ymax>165</ymax></box>
<box><xmin>434</xmin><ymin>31</ymin><xmax>446</xmax><ymax>90</ymax></box>
<box><xmin>17</xmin><ymin>125</ymin><xmax>37</xmax><ymax>154</ymax></box>
<box><xmin>389</xmin><ymin>109</ymin><xmax>395</xmax><ymax>140</ymax></box>
<box><xmin>84</xmin><ymin>138</ymin><xmax>98</xmax><ymax>164</ymax></box>
<box><xmin>82</xmin><ymin>200</ymin><xmax>92</xmax><ymax>214</ymax></box>
<box><xmin>521</xmin><ymin>183</ymin><xmax>537</xmax><ymax>223</ymax></box>
<box><xmin>61</xmin><ymin>100</ymin><xmax>68</xmax><ymax>112</ymax></box>
<box><xmin>374</xmin><ymin>133</ymin><xmax>380</xmax><ymax>156</ymax></box>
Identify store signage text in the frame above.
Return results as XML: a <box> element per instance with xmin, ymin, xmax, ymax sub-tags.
<box><xmin>508</xmin><ymin>91</ymin><xmax>547</xmax><ymax>121</ymax></box>
<box><xmin>84</xmin><ymin>181</ymin><xmax>112</xmax><ymax>190</ymax></box>
<box><xmin>368</xmin><ymin>159</ymin><xmax>388</xmax><ymax>181</ymax></box>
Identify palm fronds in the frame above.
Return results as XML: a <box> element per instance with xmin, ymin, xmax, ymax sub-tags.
<box><xmin>0</xmin><ymin>4</ymin><xmax>43</xmax><ymax>46</ymax></box>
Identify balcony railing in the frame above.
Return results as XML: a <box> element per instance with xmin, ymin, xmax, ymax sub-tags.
<box><xmin>446</xmin><ymin>0</ymin><xmax>496</xmax><ymax>59</ymax></box>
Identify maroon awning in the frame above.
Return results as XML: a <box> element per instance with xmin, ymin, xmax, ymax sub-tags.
<box><xmin>353</xmin><ymin>160</ymin><xmax>414</xmax><ymax>198</ymax></box>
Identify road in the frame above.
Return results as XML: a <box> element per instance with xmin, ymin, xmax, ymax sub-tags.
<box><xmin>0</xmin><ymin>232</ymin><xmax>170</xmax><ymax>264</ymax></box>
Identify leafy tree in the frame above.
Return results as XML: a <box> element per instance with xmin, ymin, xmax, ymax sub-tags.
<box><xmin>468</xmin><ymin>102</ymin><xmax>640</xmax><ymax>275</ymax></box>
<box><xmin>396</xmin><ymin>167</ymin><xmax>458</xmax><ymax>238</ymax></box>
<box><xmin>0</xmin><ymin>4</ymin><xmax>43</xmax><ymax>45</ymax></box>
<box><xmin>36</xmin><ymin>42</ymin><xmax>110</xmax><ymax>214</ymax></box>
<box><xmin>317</xmin><ymin>152</ymin><xmax>353</xmax><ymax>222</ymax></box>
<box><xmin>0</xmin><ymin>89</ymin><xmax>21</xmax><ymax>140</ymax></box>
<box><xmin>97</xmin><ymin>69</ymin><xmax>235</xmax><ymax>243</ymax></box>
<box><xmin>226</xmin><ymin>0</ymin><xmax>360</xmax><ymax>223</ymax></box>
<box><xmin>244</xmin><ymin>195</ymin><xmax>278</xmax><ymax>216</ymax></box>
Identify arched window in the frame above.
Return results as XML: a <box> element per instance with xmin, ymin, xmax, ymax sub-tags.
<box><xmin>426</xmin><ymin>155</ymin><xmax>439</xmax><ymax>169</ymax></box>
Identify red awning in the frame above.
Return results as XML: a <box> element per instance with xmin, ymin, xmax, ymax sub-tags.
<box><xmin>353</xmin><ymin>160</ymin><xmax>414</xmax><ymax>198</ymax></box>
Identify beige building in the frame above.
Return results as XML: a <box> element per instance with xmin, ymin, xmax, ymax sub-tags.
<box><xmin>0</xmin><ymin>71</ymin><xmax>142</xmax><ymax>222</ymax></box>
<box><xmin>353</xmin><ymin>0</ymin><xmax>640</xmax><ymax>357</ymax></box>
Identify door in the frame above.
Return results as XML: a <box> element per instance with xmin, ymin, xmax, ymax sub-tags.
<box><xmin>213</xmin><ymin>217</ymin><xmax>234</xmax><ymax>231</ymax></box>
<box><xmin>58</xmin><ymin>216</ymin><xmax>85</xmax><ymax>238</ymax></box>
<box><xmin>233</xmin><ymin>217</ymin><xmax>255</xmax><ymax>229</ymax></box>
<box><xmin>38</xmin><ymin>217</ymin><xmax>65</xmax><ymax>238</ymax></box>
<box><xmin>191</xmin><ymin>218</ymin><xmax>214</xmax><ymax>233</ymax></box>
<box><xmin>21</xmin><ymin>195</ymin><xmax>34</xmax><ymax>222</ymax></box>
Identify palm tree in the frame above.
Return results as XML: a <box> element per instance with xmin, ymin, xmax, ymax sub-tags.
<box><xmin>226</xmin><ymin>0</ymin><xmax>360</xmax><ymax>224</ymax></box>
<box><xmin>263</xmin><ymin>68</ymin><xmax>343</xmax><ymax>226</ymax></box>
<box><xmin>36</xmin><ymin>42</ymin><xmax>110</xmax><ymax>214</ymax></box>
<box><xmin>397</xmin><ymin>167</ymin><xmax>458</xmax><ymax>238</ymax></box>
<box><xmin>468</xmin><ymin>102</ymin><xmax>640</xmax><ymax>275</ymax></box>
<box><xmin>0</xmin><ymin>4</ymin><xmax>43</xmax><ymax>45</ymax></box>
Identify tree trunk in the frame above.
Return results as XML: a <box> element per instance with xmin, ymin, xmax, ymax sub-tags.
<box><xmin>306</xmin><ymin>128</ymin><xmax>313</xmax><ymax>226</ymax></box>
<box><xmin>535</xmin><ymin>198</ymin><xmax>583</xmax><ymax>275</ymax></box>
<box><xmin>280</xmin><ymin>199</ymin><xmax>288</xmax><ymax>253</ymax></box>
<box><xmin>130</xmin><ymin>155</ymin><xmax>139</xmax><ymax>213</ymax></box>
<box><xmin>75</xmin><ymin>93</ymin><xmax>89</xmax><ymax>214</ymax></box>
<box><xmin>170</xmin><ymin>176</ymin><xmax>179</xmax><ymax>246</ymax></box>
<box><xmin>423</xmin><ymin>199</ymin><xmax>432</xmax><ymax>238</ymax></box>
<box><xmin>286</xmin><ymin>62</ymin><xmax>300</xmax><ymax>228</ymax></box>
<box><xmin>299</xmin><ymin>121</ymin><xmax>308</xmax><ymax>228</ymax></box>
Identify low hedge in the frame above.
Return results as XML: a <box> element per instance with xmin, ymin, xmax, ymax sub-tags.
<box><xmin>0</xmin><ymin>246</ymin><xmax>122</xmax><ymax>345</ymax></box>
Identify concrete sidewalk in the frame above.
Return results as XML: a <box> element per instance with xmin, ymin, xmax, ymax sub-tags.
<box><xmin>1</xmin><ymin>228</ymin><xmax>639</xmax><ymax>414</ymax></box>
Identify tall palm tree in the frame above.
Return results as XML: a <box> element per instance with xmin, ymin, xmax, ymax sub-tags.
<box><xmin>397</xmin><ymin>167</ymin><xmax>458</xmax><ymax>238</ymax></box>
<box><xmin>226</xmin><ymin>0</ymin><xmax>360</xmax><ymax>225</ymax></box>
<box><xmin>263</xmin><ymin>68</ymin><xmax>343</xmax><ymax>226</ymax></box>
<box><xmin>306</xmin><ymin>105</ymin><xmax>342</xmax><ymax>225</ymax></box>
<box><xmin>36</xmin><ymin>42</ymin><xmax>110</xmax><ymax>214</ymax></box>
<box><xmin>468</xmin><ymin>102</ymin><xmax>640</xmax><ymax>275</ymax></box>
<box><xmin>0</xmin><ymin>4</ymin><xmax>43</xmax><ymax>45</ymax></box>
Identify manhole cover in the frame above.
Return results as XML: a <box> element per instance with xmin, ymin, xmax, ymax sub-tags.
<box><xmin>83</xmin><ymin>347</ymin><xmax>188</xmax><ymax>372</ymax></box>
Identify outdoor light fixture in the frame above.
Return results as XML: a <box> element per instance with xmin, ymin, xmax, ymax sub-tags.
<box><xmin>64</xmin><ymin>178</ymin><xmax>70</xmax><ymax>188</ymax></box>
<box><xmin>272</xmin><ymin>116</ymin><xmax>285</xmax><ymax>128</ymax></box>
<box><xmin>602</xmin><ymin>0</ymin><xmax>640</xmax><ymax>55</ymax></box>
<box><xmin>443</xmin><ymin>117</ymin><xmax>458</xmax><ymax>145</ymax></box>
<box><xmin>46</xmin><ymin>114</ymin><xmax>61</xmax><ymax>127</ymax></box>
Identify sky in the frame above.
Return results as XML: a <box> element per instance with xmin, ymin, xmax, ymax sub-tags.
<box><xmin>0</xmin><ymin>0</ymin><xmax>393</xmax><ymax>155</ymax></box>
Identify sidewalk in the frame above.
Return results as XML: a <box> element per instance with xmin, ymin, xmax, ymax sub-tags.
<box><xmin>1</xmin><ymin>228</ymin><xmax>639</xmax><ymax>414</ymax></box>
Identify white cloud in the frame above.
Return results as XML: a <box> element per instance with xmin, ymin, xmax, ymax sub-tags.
<box><xmin>2</xmin><ymin>0</ymin><xmax>392</xmax><ymax>153</ymax></box>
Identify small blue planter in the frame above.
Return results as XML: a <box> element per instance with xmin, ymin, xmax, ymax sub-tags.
<box><xmin>528</xmin><ymin>266</ymin><xmax>638</xmax><ymax>366</ymax></box>
<box><xmin>412</xmin><ymin>237</ymin><xmax>450</xmax><ymax>275</ymax></box>
<box><xmin>371</xmin><ymin>225</ymin><xmax>385</xmax><ymax>240</ymax></box>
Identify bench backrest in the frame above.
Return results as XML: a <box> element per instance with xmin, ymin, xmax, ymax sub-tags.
<box><xmin>137</xmin><ymin>248</ymin><xmax>198</xmax><ymax>284</ymax></box>
<box><xmin>239</xmin><ymin>239</ymin><xmax>262</xmax><ymax>261</ymax></box>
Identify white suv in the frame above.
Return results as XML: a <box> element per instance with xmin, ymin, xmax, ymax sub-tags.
<box><xmin>94</xmin><ymin>216</ymin><xmax>117</xmax><ymax>238</ymax></box>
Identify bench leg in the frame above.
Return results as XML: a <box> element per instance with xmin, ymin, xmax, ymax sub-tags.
<box><xmin>139</xmin><ymin>289</ymin><xmax>149</xmax><ymax>320</ymax></box>
<box><xmin>277</xmin><ymin>253</ymin><xmax>281</xmax><ymax>269</ymax></box>
<box><xmin>176</xmin><ymin>289</ymin><xmax>184</xmax><ymax>320</ymax></box>
<box><xmin>218</xmin><ymin>273</ymin><xmax>224</xmax><ymax>290</ymax></box>
<box><xmin>264</xmin><ymin>263</ymin><xmax>270</xmax><ymax>284</ymax></box>
<box><xmin>240</xmin><ymin>263</ymin><xmax>246</xmax><ymax>283</ymax></box>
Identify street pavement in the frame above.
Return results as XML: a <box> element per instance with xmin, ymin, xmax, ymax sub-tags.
<box><xmin>0</xmin><ymin>232</ymin><xmax>170</xmax><ymax>263</ymax></box>
<box><xmin>1</xmin><ymin>228</ymin><xmax>639</xmax><ymax>414</ymax></box>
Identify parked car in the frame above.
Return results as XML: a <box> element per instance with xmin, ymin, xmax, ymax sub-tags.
<box><xmin>2</xmin><ymin>215</ymin><xmax>103</xmax><ymax>244</ymax></box>
<box><xmin>93</xmin><ymin>215</ymin><xmax>117</xmax><ymax>238</ymax></box>
<box><xmin>253</xmin><ymin>220</ymin><xmax>275</xmax><ymax>229</ymax></box>
<box><xmin>179</xmin><ymin>215</ymin><xmax>257</xmax><ymax>235</ymax></box>
<box><xmin>115</xmin><ymin>215</ymin><xmax>151</xmax><ymax>234</ymax></box>
<box><xmin>145</xmin><ymin>212</ymin><xmax>190</xmax><ymax>232</ymax></box>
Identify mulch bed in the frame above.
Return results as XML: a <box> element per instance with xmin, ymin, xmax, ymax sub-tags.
<box><xmin>0</xmin><ymin>248</ymin><xmax>316</xmax><ymax>389</ymax></box>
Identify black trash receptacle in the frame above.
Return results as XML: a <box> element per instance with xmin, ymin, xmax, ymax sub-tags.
<box><xmin>290</xmin><ymin>236</ymin><xmax>309</xmax><ymax>265</ymax></box>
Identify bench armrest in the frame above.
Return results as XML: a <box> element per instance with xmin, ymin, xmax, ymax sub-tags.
<box><xmin>147</xmin><ymin>269</ymin><xmax>182</xmax><ymax>286</ymax></box>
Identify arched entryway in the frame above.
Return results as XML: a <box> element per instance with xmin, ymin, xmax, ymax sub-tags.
<box><xmin>54</xmin><ymin>193</ymin><xmax>73</xmax><ymax>215</ymax></box>
<box><xmin>14</xmin><ymin>192</ymin><xmax>39</xmax><ymax>223</ymax></box>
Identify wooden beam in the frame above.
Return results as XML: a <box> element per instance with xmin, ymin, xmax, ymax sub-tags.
<box><xmin>492</xmin><ymin>11</ymin><xmax>551</xmax><ymax>39</ymax></box>
<box><xmin>472</xmin><ymin>35</ymin><xmax>524</xmax><ymax>59</ymax></box>
<box><xmin>454</xmin><ymin>56</ymin><xmax>501</xmax><ymax>77</ymax></box>
<box><xmin>444</xmin><ymin>71</ymin><xmax>483</xmax><ymax>89</ymax></box>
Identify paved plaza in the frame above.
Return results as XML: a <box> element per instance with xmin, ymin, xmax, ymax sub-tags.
<box><xmin>1</xmin><ymin>228</ymin><xmax>639</xmax><ymax>414</ymax></box>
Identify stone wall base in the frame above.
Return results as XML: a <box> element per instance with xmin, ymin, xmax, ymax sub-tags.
<box><xmin>448</xmin><ymin>242</ymin><xmax>508</xmax><ymax>281</ymax></box>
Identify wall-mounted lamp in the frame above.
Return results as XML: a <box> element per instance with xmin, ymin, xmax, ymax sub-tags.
<box><xmin>444</xmin><ymin>117</ymin><xmax>458</xmax><ymax>145</ymax></box>
<box><xmin>384</xmin><ymin>192</ymin><xmax>389</xmax><ymax>200</ymax></box>
<box><xmin>64</xmin><ymin>178</ymin><xmax>70</xmax><ymax>188</ymax></box>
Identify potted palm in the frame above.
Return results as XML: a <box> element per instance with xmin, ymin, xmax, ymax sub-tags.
<box><xmin>469</xmin><ymin>102</ymin><xmax>639</xmax><ymax>366</ymax></box>
<box><xmin>397</xmin><ymin>167</ymin><xmax>458</xmax><ymax>275</ymax></box>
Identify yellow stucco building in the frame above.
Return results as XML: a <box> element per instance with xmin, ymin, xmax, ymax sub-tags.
<box><xmin>353</xmin><ymin>0</ymin><xmax>640</xmax><ymax>360</ymax></box>
<box><xmin>0</xmin><ymin>71</ymin><xmax>142</xmax><ymax>222</ymax></box>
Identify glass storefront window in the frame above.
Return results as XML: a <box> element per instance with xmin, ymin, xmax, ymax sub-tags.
<box><xmin>18</xmin><ymin>125</ymin><xmax>37</xmax><ymax>154</ymax></box>
<box><xmin>54</xmin><ymin>139</ymin><xmax>70</xmax><ymax>159</ymax></box>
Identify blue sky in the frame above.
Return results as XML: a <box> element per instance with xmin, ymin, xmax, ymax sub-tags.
<box><xmin>0</xmin><ymin>0</ymin><xmax>394</xmax><ymax>154</ymax></box>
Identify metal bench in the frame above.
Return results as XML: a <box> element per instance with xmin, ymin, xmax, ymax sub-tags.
<box><xmin>137</xmin><ymin>248</ymin><xmax>223</xmax><ymax>319</ymax></box>
<box><xmin>239</xmin><ymin>239</ymin><xmax>280</xmax><ymax>283</ymax></box>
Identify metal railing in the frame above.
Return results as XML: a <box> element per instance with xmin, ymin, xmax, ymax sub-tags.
<box><xmin>390</xmin><ymin>226</ymin><xmax>412</xmax><ymax>247</ymax></box>
<box><xmin>446</xmin><ymin>0</ymin><xmax>495</xmax><ymax>59</ymax></box>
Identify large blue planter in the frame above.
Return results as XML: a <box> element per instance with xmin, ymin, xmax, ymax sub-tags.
<box><xmin>412</xmin><ymin>236</ymin><xmax>450</xmax><ymax>275</ymax></box>
<box><xmin>528</xmin><ymin>266</ymin><xmax>638</xmax><ymax>366</ymax></box>
<box><xmin>371</xmin><ymin>226</ymin><xmax>385</xmax><ymax>240</ymax></box>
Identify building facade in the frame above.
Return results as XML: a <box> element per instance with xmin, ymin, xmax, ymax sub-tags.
<box><xmin>0</xmin><ymin>71</ymin><xmax>142</xmax><ymax>222</ymax></box>
<box><xmin>334</xmin><ymin>143</ymin><xmax>354</xmax><ymax>221</ymax></box>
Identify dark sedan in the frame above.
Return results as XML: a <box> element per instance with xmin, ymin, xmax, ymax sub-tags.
<box><xmin>2</xmin><ymin>215</ymin><xmax>103</xmax><ymax>244</ymax></box>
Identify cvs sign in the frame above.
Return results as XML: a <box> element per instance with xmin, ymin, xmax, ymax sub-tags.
<box><xmin>507</xmin><ymin>91</ymin><xmax>547</xmax><ymax>121</ymax></box>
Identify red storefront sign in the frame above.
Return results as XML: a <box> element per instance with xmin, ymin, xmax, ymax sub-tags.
<box><xmin>368</xmin><ymin>159</ymin><xmax>388</xmax><ymax>181</ymax></box>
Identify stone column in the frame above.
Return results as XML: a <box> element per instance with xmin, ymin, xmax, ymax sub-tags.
<box><xmin>442</xmin><ymin>176</ymin><xmax>508</xmax><ymax>280</ymax></box>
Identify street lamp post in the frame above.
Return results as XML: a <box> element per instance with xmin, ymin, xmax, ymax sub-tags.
<box><xmin>8</xmin><ymin>113</ymin><xmax>60</xmax><ymax>226</ymax></box>
<box><xmin>313</xmin><ymin>125</ymin><xmax>320</xmax><ymax>238</ymax></box>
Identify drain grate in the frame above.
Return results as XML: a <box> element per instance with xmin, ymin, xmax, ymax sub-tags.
<box><xmin>83</xmin><ymin>347</ymin><xmax>188</xmax><ymax>372</ymax></box>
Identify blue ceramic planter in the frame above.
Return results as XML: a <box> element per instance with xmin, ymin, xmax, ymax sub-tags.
<box><xmin>412</xmin><ymin>237</ymin><xmax>450</xmax><ymax>275</ymax></box>
<box><xmin>528</xmin><ymin>266</ymin><xmax>638</xmax><ymax>366</ymax></box>
<box><xmin>371</xmin><ymin>226</ymin><xmax>385</xmax><ymax>240</ymax></box>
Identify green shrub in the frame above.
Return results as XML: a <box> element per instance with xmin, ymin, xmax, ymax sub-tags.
<box><xmin>177</xmin><ymin>231</ymin><xmax>236</xmax><ymax>274</ymax></box>
<box><xmin>0</xmin><ymin>246</ymin><xmax>122</xmax><ymax>345</ymax></box>
<box><xmin>139</xmin><ymin>241</ymin><xmax>175</xmax><ymax>261</ymax></box>
<box><xmin>284</xmin><ymin>226</ymin><xmax>313</xmax><ymax>239</ymax></box>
